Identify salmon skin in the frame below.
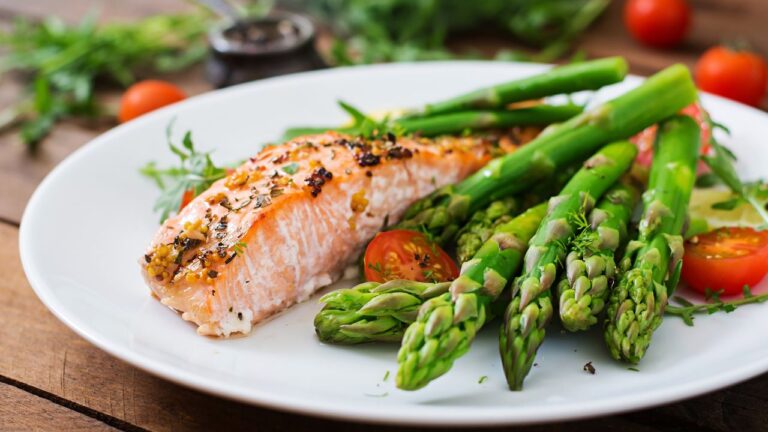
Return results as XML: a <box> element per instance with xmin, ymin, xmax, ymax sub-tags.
<box><xmin>141</xmin><ymin>132</ymin><xmax>502</xmax><ymax>336</ymax></box>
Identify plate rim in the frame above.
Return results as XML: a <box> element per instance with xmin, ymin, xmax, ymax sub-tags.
<box><xmin>18</xmin><ymin>60</ymin><xmax>768</xmax><ymax>426</ymax></box>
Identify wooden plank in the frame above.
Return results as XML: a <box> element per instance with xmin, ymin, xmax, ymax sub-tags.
<box><xmin>0</xmin><ymin>221</ymin><xmax>695</xmax><ymax>431</ymax></box>
<box><xmin>0</xmin><ymin>381</ymin><xmax>117</xmax><ymax>431</ymax></box>
<box><xmin>0</xmin><ymin>66</ymin><xmax>210</xmax><ymax>224</ymax></box>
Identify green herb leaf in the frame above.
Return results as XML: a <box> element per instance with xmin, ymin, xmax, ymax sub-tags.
<box><xmin>140</xmin><ymin>123</ymin><xmax>227</xmax><ymax>222</ymax></box>
<box><xmin>281</xmin><ymin>163</ymin><xmax>300</xmax><ymax>175</ymax></box>
<box><xmin>711</xmin><ymin>197</ymin><xmax>744</xmax><ymax>211</ymax></box>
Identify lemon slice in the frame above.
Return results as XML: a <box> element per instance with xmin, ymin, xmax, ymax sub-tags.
<box><xmin>689</xmin><ymin>187</ymin><xmax>764</xmax><ymax>228</ymax></box>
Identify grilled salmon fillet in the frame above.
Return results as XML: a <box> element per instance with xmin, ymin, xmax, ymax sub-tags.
<box><xmin>141</xmin><ymin>132</ymin><xmax>502</xmax><ymax>336</ymax></box>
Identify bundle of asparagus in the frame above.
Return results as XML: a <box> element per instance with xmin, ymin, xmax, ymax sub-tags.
<box><xmin>395</xmin><ymin>63</ymin><xmax>696</xmax><ymax>245</ymax></box>
<box><xmin>557</xmin><ymin>179</ymin><xmax>640</xmax><ymax>332</ymax></box>
<box><xmin>499</xmin><ymin>141</ymin><xmax>637</xmax><ymax>390</ymax></box>
<box><xmin>312</xmin><ymin>58</ymin><xmax>709</xmax><ymax>394</ymax></box>
<box><xmin>604</xmin><ymin>115</ymin><xmax>700</xmax><ymax>363</ymax></box>
<box><xmin>283</xmin><ymin>57</ymin><xmax>627</xmax><ymax>141</ymax></box>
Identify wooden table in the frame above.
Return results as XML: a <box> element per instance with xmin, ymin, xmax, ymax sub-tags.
<box><xmin>1</xmin><ymin>1</ymin><xmax>767</xmax><ymax>430</ymax></box>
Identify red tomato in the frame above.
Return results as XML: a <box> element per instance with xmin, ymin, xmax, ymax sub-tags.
<box><xmin>179</xmin><ymin>188</ymin><xmax>195</xmax><ymax>212</ymax></box>
<box><xmin>118</xmin><ymin>80</ymin><xmax>187</xmax><ymax>123</ymax></box>
<box><xmin>631</xmin><ymin>102</ymin><xmax>711</xmax><ymax>167</ymax></box>
<box><xmin>364</xmin><ymin>230</ymin><xmax>459</xmax><ymax>283</ymax></box>
<box><xmin>682</xmin><ymin>227</ymin><xmax>768</xmax><ymax>295</ymax></box>
<box><xmin>624</xmin><ymin>0</ymin><xmax>691</xmax><ymax>48</ymax></box>
<box><xmin>695</xmin><ymin>46</ymin><xmax>767</xmax><ymax>107</ymax></box>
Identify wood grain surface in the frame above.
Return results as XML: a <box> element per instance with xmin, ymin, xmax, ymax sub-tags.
<box><xmin>1</xmin><ymin>0</ymin><xmax>767</xmax><ymax>430</ymax></box>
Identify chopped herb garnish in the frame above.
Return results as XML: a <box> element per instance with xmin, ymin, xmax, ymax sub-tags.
<box><xmin>627</xmin><ymin>367</ymin><xmax>640</xmax><ymax>372</ymax></box>
<box><xmin>281</xmin><ymin>163</ymin><xmax>300</xmax><ymax>175</ymax></box>
<box><xmin>383</xmin><ymin>370</ymin><xmax>390</xmax><ymax>382</ymax></box>
<box><xmin>478</xmin><ymin>376</ymin><xmax>488</xmax><ymax>384</ymax></box>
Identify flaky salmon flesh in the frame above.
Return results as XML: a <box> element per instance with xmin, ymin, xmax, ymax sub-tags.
<box><xmin>141</xmin><ymin>132</ymin><xmax>506</xmax><ymax>336</ymax></box>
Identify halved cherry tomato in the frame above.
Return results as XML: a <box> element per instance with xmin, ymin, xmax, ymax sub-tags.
<box><xmin>695</xmin><ymin>46</ymin><xmax>767</xmax><ymax>107</ymax></box>
<box><xmin>118</xmin><ymin>80</ymin><xmax>187</xmax><ymax>123</ymax></box>
<box><xmin>682</xmin><ymin>227</ymin><xmax>768</xmax><ymax>295</ymax></box>
<box><xmin>624</xmin><ymin>0</ymin><xmax>691</xmax><ymax>48</ymax></box>
<box><xmin>364</xmin><ymin>230</ymin><xmax>459</xmax><ymax>283</ymax></box>
<box><xmin>179</xmin><ymin>188</ymin><xmax>195</xmax><ymax>212</ymax></box>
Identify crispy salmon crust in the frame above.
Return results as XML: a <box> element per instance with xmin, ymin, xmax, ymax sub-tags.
<box><xmin>141</xmin><ymin>132</ymin><xmax>500</xmax><ymax>336</ymax></box>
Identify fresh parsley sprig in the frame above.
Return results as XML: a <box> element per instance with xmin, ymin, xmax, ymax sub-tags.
<box><xmin>140</xmin><ymin>122</ymin><xmax>227</xmax><ymax>222</ymax></box>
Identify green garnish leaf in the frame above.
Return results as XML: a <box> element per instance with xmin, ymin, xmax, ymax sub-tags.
<box><xmin>478</xmin><ymin>376</ymin><xmax>488</xmax><ymax>384</ymax></box>
<box><xmin>140</xmin><ymin>121</ymin><xmax>227</xmax><ymax>222</ymax></box>
<box><xmin>281</xmin><ymin>163</ymin><xmax>300</xmax><ymax>175</ymax></box>
<box><xmin>711</xmin><ymin>197</ymin><xmax>744</xmax><ymax>211</ymax></box>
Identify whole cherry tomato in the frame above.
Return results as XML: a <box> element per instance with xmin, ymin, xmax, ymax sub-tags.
<box><xmin>695</xmin><ymin>46</ymin><xmax>767</xmax><ymax>107</ymax></box>
<box><xmin>119</xmin><ymin>80</ymin><xmax>187</xmax><ymax>123</ymax></box>
<box><xmin>624</xmin><ymin>0</ymin><xmax>691</xmax><ymax>48</ymax></box>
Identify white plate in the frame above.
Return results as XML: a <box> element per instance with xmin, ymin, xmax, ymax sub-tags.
<box><xmin>20</xmin><ymin>62</ymin><xmax>768</xmax><ymax>426</ymax></box>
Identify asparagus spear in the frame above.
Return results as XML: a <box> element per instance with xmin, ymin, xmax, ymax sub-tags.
<box><xmin>557</xmin><ymin>179</ymin><xmax>640</xmax><ymax>331</ymax></box>
<box><xmin>396</xmin><ymin>204</ymin><xmax>548</xmax><ymax>390</ymax></box>
<box><xmin>604</xmin><ymin>115</ymin><xmax>700</xmax><ymax>363</ymax></box>
<box><xmin>314</xmin><ymin>203</ymin><xmax>545</xmax><ymax>344</ymax></box>
<box><xmin>282</xmin><ymin>104</ymin><xmax>583</xmax><ymax>141</ymax></box>
<box><xmin>396</xmin><ymin>64</ymin><xmax>698</xmax><ymax>245</ymax></box>
<box><xmin>402</xmin><ymin>57</ymin><xmax>628</xmax><ymax>118</ymax></box>
<box><xmin>455</xmin><ymin>197</ymin><xmax>520</xmax><ymax>264</ymax></box>
<box><xmin>315</xmin><ymin>281</ymin><xmax>451</xmax><ymax>344</ymax></box>
<box><xmin>455</xmin><ymin>164</ymin><xmax>578</xmax><ymax>263</ymax></box>
<box><xmin>500</xmin><ymin>141</ymin><xmax>638</xmax><ymax>391</ymax></box>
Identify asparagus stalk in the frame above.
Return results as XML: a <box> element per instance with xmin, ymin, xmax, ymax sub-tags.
<box><xmin>455</xmin><ymin>197</ymin><xmax>520</xmax><ymax>264</ymax></box>
<box><xmin>282</xmin><ymin>104</ymin><xmax>583</xmax><ymax>141</ymax></box>
<box><xmin>603</xmin><ymin>115</ymin><xmax>700</xmax><ymax>363</ymax></box>
<box><xmin>396</xmin><ymin>204</ymin><xmax>548</xmax><ymax>390</ymax></box>
<box><xmin>455</xmin><ymin>164</ymin><xmax>578</xmax><ymax>262</ymax></box>
<box><xmin>557</xmin><ymin>179</ymin><xmax>640</xmax><ymax>331</ymax></box>
<box><xmin>402</xmin><ymin>57</ymin><xmax>628</xmax><ymax>118</ymax></box>
<box><xmin>315</xmin><ymin>281</ymin><xmax>451</xmax><ymax>344</ymax></box>
<box><xmin>500</xmin><ymin>141</ymin><xmax>638</xmax><ymax>391</ymax></box>
<box><xmin>396</xmin><ymin>64</ymin><xmax>698</xmax><ymax>245</ymax></box>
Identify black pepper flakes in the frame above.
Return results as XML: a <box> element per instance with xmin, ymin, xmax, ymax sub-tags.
<box><xmin>583</xmin><ymin>362</ymin><xmax>596</xmax><ymax>375</ymax></box>
<box><xmin>144</xmin><ymin>254</ymin><xmax>151</xmax><ymax>263</ymax></box>
<box><xmin>237</xmin><ymin>312</ymin><xmax>243</xmax><ymax>320</ymax></box>
<box><xmin>305</xmin><ymin>167</ymin><xmax>333</xmax><ymax>197</ymax></box>
<box><xmin>355</xmin><ymin>152</ymin><xmax>381</xmax><ymax>167</ymax></box>
<box><xmin>207</xmin><ymin>270</ymin><xmax>219</xmax><ymax>279</ymax></box>
<box><xmin>365</xmin><ymin>170</ymin><xmax>373</xmax><ymax>177</ymax></box>
<box><xmin>225</xmin><ymin>253</ymin><xmax>237</xmax><ymax>264</ymax></box>
<box><xmin>386</xmin><ymin>145</ymin><xmax>412</xmax><ymax>160</ymax></box>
